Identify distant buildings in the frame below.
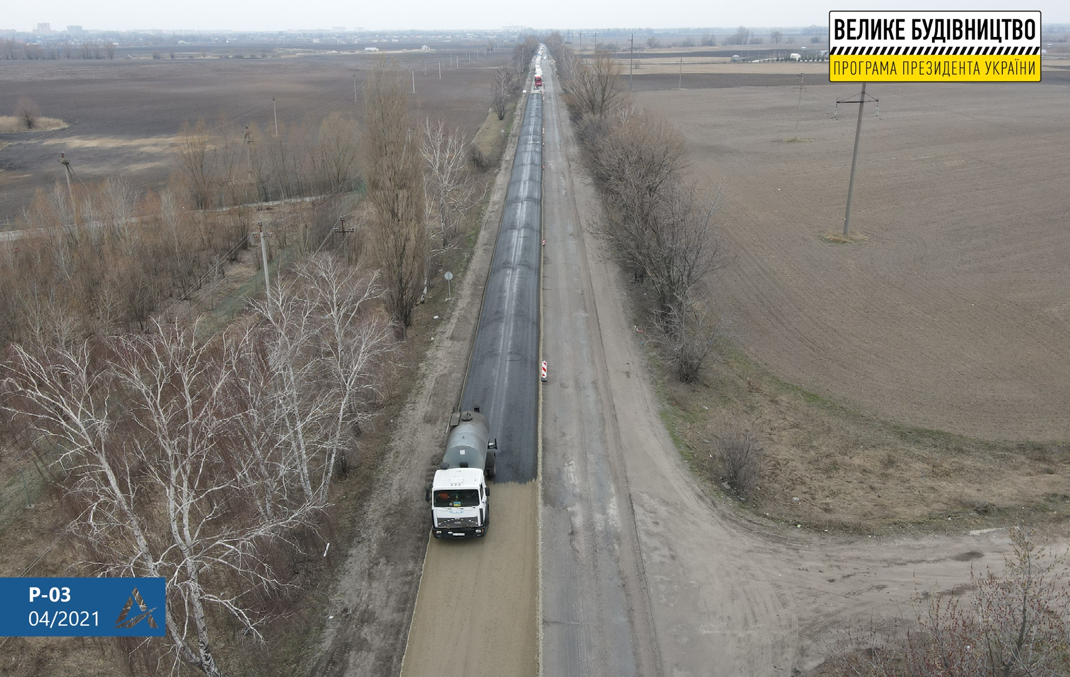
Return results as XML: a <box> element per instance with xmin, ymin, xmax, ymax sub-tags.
<box><xmin>34</xmin><ymin>23</ymin><xmax>52</xmax><ymax>35</ymax></box>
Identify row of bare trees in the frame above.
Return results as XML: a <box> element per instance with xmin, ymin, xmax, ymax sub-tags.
<box><xmin>173</xmin><ymin>113</ymin><xmax>361</xmax><ymax>209</ymax></box>
<box><xmin>3</xmin><ymin>60</ymin><xmax>483</xmax><ymax>346</ymax></box>
<box><xmin>360</xmin><ymin>59</ymin><xmax>484</xmax><ymax>336</ymax></box>
<box><xmin>2</xmin><ymin>254</ymin><xmax>394</xmax><ymax>677</ymax></box>
<box><xmin>826</xmin><ymin>527</ymin><xmax>1070</xmax><ymax>677</ymax></box>
<box><xmin>545</xmin><ymin>33</ymin><xmax>723</xmax><ymax>382</ymax></box>
<box><xmin>0</xmin><ymin>180</ymin><xmax>255</xmax><ymax>346</ymax></box>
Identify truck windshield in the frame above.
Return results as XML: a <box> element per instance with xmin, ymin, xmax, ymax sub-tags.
<box><xmin>433</xmin><ymin>489</ymin><xmax>480</xmax><ymax>508</ymax></box>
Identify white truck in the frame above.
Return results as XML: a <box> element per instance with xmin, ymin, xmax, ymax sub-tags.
<box><xmin>425</xmin><ymin>409</ymin><xmax>497</xmax><ymax>539</ymax></box>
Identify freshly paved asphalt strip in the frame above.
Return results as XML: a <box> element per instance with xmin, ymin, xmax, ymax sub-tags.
<box><xmin>400</xmin><ymin>84</ymin><xmax>544</xmax><ymax>677</ymax></box>
<box><xmin>460</xmin><ymin>92</ymin><xmax>543</xmax><ymax>483</ymax></box>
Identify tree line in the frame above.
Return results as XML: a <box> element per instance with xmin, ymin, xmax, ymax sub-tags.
<box><xmin>0</xmin><ymin>38</ymin><xmax>117</xmax><ymax>60</ymax></box>
<box><xmin>545</xmin><ymin>32</ymin><xmax>723</xmax><ymax>383</ymax></box>
<box><xmin>2</xmin><ymin>255</ymin><xmax>393</xmax><ymax>677</ymax></box>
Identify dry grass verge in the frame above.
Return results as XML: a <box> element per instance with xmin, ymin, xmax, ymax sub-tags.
<box><xmin>0</xmin><ymin>116</ymin><xmax>68</xmax><ymax>133</ymax></box>
<box><xmin>627</xmin><ymin>280</ymin><xmax>1070</xmax><ymax>536</ymax></box>
<box><xmin>471</xmin><ymin>101</ymin><xmax>515</xmax><ymax>169</ymax></box>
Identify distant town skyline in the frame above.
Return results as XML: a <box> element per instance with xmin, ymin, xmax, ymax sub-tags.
<box><xmin>4</xmin><ymin>0</ymin><xmax>1068</xmax><ymax>34</ymax></box>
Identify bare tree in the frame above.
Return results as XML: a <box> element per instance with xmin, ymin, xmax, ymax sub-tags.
<box><xmin>14</xmin><ymin>96</ymin><xmax>40</xmax><ymax>130</ymax></box>
<box><xmin>569</xmin><ymin>50</ymin><xmax>624</xmax><ymax>120</ymax></box>
<box><xmin>770</xmin><ymin>31</ymin><xmax>783</xmax><ymax>45</ymax></box>
<box><xmin>422</xmin><ymin>118</ymin><xmax>478</xmax><ymax>250</ymax></box>
<box><xmin>2</xmin><ymin>255</ymin><xmax>394</xmax><ymax>677</ymax></box>
<box><xmin>174</xmin><ymin>120</ymin><xmax>217</xmax><ymax>209</ymax></box>
<box><xmin>644</xmin><ymin>183</ymin><xmax>723</xmax><ymax>322</ymax></box>
<box><xmin>363</xmin><ymin>59</ymin><xmax>427</xmax><ymax>335</ymax></box>
<box><xmin>647</xmin><ymin>36</ymin><xmax>661</xmax><ymax>48</ymax></box>
<box><xmin>661</xmin><ymin>299</ymin><xmax>723</xmax><ymax>382</ymax></box>
<box><xmin>314</xmin><ymin>112</ymin><xmax>360</xmax><ymax>194</ymax></box>
<box><xmin>731</xmin><ymin>26</ymin><xmax>752</xmax><ymax>45</ymax></box>
<box><xmin>491</xmin><ymin>66</ymin><xmax>513</xmax><ymax>120</ymax></box>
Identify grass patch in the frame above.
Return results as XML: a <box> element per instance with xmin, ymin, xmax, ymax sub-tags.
<box><xmin>821</xmin><ymin>230</ymin><xmax>868</xmax><ymax>244</ymax></box>
<box><xmin>471</xmin><ymin>101</ymin><xmax>515</xmax><ymax>168</ymax></box>
<box><xmin>616</xmin><ymin>260</ymin><xmax>1070</xmax><ymax>534</ymax></box>
<box><xmin>0</xmin><ymin>116</ymin><xmax>68</xmax><ymax>134</ymax></box>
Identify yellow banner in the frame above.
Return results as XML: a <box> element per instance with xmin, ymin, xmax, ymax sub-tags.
<box><xmin>830</xmin><ymin>54</ymin><xmax>1040</xmax><ymax>82</ymax></box>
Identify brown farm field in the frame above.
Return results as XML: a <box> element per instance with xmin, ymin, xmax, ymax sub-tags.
<box><xmin>619</xmin><ymin>64</ymin><xmax>1070</xmax><ymax>530</ymax></box>
<box><xmin>633</xmin><ymin>68</ymin><xmax>1070</xmax><ymax>443</ymax></box>
<box><xmin>0</xmin><ymin>50</ymin><xmax>508</xmax><ymax>223</ymax></box>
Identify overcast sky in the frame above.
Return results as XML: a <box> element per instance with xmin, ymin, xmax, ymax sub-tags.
<box><xmin>5</xmin><ymin>0</ymin><xmax>1068</xmax><ymax>33</ymax></box>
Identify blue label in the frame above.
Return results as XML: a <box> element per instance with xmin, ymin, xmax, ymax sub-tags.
<box><xmin>0</xmin><ymin>577</ymin><xmax>166</xmax><ymax>637</ymax></box>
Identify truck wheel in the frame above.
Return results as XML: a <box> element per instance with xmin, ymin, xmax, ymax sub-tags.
<box><xmin>487</xmin><ymin>451</ymin><xmax>497</xmax><ymax>479</ymax></box>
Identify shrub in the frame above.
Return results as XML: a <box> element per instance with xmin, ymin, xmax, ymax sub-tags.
<box><xmin>469</xmin><ymin>144</ymin><xmax>490</xmax><ymax>172</ymax></box>
<box><xmin>14</xmin><ymin>96</ymin><xmax>39</xmax><ymax>130</ymax></box>
<box><xmin>717</xmin><ymin>425</ymin><xmax>763</xmax><ymax>498</ymax></box>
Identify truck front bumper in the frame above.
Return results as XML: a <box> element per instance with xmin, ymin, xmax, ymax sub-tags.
<box><xmin>432</xmin><ymin>525</ymin><xmax>487</xmax><ymax>539</ymax></box>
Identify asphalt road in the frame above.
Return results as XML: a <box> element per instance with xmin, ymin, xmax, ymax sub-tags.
<box><xmin>460</xmin><ymin>91</ymin><xmax>542</xmax><ymax>483</ymax></box>
<box><xmin>538</xmin><ymin>60</ymin><xmax>662</xmax><ymax>676</ymax></box>
<box><xmin>399</xmin><ymin>74</ymin><xmax>544</xmax><ymax>677</ymax></box>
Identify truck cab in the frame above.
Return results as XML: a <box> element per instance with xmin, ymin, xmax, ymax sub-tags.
<box><xmin>429</xmin><ymin>468</ymin><xmax>489</xmax><ymax>538</ymax></box>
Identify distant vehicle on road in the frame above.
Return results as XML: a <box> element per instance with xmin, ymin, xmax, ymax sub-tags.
<box><xmin>425</xmin><ymin>409</ymin><xmax>497</xmax><ymax>539</ymax></box>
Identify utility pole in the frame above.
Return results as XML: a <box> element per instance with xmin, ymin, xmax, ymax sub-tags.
<box><xmin>438</xmin><ymin>60</ymin><xmax>441</xmax><ymax>79</ymax></box>
<box><xmin>244</xmin><ymin>125</ymin><xmax>255</xmax><ymax>200</ymax></box>
<box><xmin>58</xmin><ymin>153</ymin><xmax>75</xmax><ymax>216</ymax></box>
<box><xmin>258</xmin><ymin>221</ymin><xmax>272</xmax><ymax>312</ymax></box>
<box><xmin>272</xmin><ymin>97</ymin><xmax>278</xmax><ymax>136</ymax></box>
<box><xmin>412</xmin><ymin>69</ymin><xmax>415</xmax><ymax>93</ymax></box>
<box><xmin>353</xmin><ymin>74</ymin><xmax>358</xmax><ymax>103</ymax></box>
<box><xmin>630</xmin><ymin>33</ymin><xmax>634</xmax><ymax>90</ymax></box>
<box><xmin>837</xmin><ymin>83</ymin><xmax>878</xmax><ymax>237</ymax></box>
<box><xmin>679</xmin><ymin>57</ymin><xmax>683</xmax><ymax>89</ymax></box>
<box><xmin>794</xmin><ymin>72</ymin><xmax>804</xmax><ymax>130</ymax></box>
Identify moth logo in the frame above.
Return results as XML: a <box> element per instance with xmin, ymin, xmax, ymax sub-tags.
<box><xmin>115</xmin><ymin>587</ymin><xmax>159</xmax><ymax>630</ymax></box>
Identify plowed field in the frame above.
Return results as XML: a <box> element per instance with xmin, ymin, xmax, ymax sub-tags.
<box><xmin>637</xmin><ymin>74</ymin><xmax>1070</xmax><ymax>441</ymax></box>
